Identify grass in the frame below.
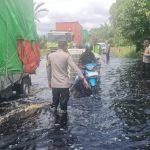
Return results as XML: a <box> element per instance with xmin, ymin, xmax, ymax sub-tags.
<box><xmin>112</xmin><ymin>46</ymin><xmax>140</xmax><ymax>58</ymax></box>
<box><xmin>40</xmin><ymin>48</ymin><xmax>50</xmax><ymax>57</ymax></box>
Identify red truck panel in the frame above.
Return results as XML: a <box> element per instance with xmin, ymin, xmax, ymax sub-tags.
<box><xmin>17</xmin><ymin>40</ymin><xmax>40</xmax><ymax>73</ymax></box>
<box><xmin>56</xmin><ymin>22</ymin><xmax>83</xmax><ymax>46</ymax></box>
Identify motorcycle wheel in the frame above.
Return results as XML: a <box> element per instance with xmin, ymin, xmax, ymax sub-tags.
<box><xmin>91</xmin><ymin>86</ymin><xmax>97</xmax><ymax>94</ymax></box>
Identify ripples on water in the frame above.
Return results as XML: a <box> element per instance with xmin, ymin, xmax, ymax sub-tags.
<box><xmin>1</xmin><ymin>57</ymin><xmax>150</xmax><ymax>149</ymax></box>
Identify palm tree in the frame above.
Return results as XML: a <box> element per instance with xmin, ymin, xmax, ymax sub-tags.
<box><xmin>34</xmin><ymin>2</ymin><xmax>48</xmax><ymax>22</ymax></box>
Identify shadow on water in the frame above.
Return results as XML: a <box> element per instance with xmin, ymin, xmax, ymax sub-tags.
<box><xmin>1</xmin><ymin>57</ymin><xmax>150</xmax><ymax>149</ymax></box>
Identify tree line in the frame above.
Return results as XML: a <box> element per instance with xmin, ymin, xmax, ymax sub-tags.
<box><xmin>90</xmin><ymin>0</ymin><xmax>150</xmax><ymax>51</ymax></box>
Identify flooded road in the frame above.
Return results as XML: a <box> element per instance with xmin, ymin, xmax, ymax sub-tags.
<box><xmin>1</xmin><ymin>56</ymin><xmax>150</xmax><ymax>150</ymax></box>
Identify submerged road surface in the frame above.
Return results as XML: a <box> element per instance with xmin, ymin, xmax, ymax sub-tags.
<box><xmin>0</xmin><ymin>56</ymin><xmax>150</xmax><ymax>150</ymax></box>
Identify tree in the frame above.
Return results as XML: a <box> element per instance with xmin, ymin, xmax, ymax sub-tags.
<box><xmin>34</xmin><ymin>2</ymin><xmax>48</xmax><ymax>22</ymax></box>
<box><xmin>90</xmin><ymin>28</ymin><xmax>99</xmax><ymax>46</ymax></box>
<box><xmin>110</xmin><ymin>0</ymin><xmax>150</xmax><ymax>51</ymax></box>
<box><xmin>89</xmin><ymin>23</ymin><xmax>113</xmax><ymax>45</ymax></box>
<box><xmin>39</xmin><ymin>35</ymin><xmax>48</xmax><ymax>49</ymax></box>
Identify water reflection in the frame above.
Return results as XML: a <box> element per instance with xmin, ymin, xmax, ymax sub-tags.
<box><xmin>112</xmin><ymin>60</ymin><xmax>150</xmax><ymax>149</ymax></box>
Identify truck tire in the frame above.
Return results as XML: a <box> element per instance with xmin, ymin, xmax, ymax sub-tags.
<box><xmin>15</xmin><ymin>76</ymin><xmax>31</xmax><ymax>96</ymax></box>
<box><xmin>21</xmin><ymin>77</ymin><xmax>31</xmax><ymax>96</ymax></box>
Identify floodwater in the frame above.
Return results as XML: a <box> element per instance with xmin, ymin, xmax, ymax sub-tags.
<box><xmin>1</xmin><ymin>55</ymin><xmax>150</xmax><ymax>150</ymax></box>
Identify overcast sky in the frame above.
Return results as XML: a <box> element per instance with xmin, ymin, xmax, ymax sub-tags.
<box><xmin>34</xmin><ymin>0</ymin><xmax>116</xmax><ymax>35</ymax></box>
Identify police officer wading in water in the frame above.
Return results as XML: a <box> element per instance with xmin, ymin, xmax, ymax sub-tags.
<box><xmin>47</xmin><ymin>41</ymin><xmax>89</xmax><ymax>114</ymax></box>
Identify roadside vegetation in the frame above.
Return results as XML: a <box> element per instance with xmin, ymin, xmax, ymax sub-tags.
<box><xmin>33</xmin><ymin>2</ymin><xmax>49</xmax><ymax>57</ymax></box>
<box><xmin>39</xmin><ymin>35</ymin><xmax>49</xmax><ymax>56</ymax></box>
<box><xmin>111</xmin><ymin>46</ymin><xmax>140</xmax><ymax>58</ymax></box>
<box><xmin>34</xmin><ymin>2</ymin><xmax>48</xmax><ymax>23</ymax></box>
<box><xmin>89</xmin><ymin>0</ymin><xmax>150</xmax><ymax>58</ymax></box>
<box><xmin>40</xmin><ymin>48</ymin><xmax>49</xmax><ymax>56</ymax></box>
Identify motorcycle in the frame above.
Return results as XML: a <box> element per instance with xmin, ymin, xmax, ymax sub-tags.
<box><xmin>71</xmin><ymin>63</ymin><xmax>100</xmax><ymax>97</ymax></box>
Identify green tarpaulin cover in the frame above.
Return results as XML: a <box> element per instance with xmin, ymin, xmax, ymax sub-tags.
<box><xmin>0</xmin><ymin>0</ymin><xmax>37</xmax><ymax>75</ymax></box>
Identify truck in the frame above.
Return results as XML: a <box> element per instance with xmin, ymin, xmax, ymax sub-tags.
<box><xmin>0</xmin><ymin>0</ymin><xmax>40</xmax><ymax>98</ymax></box>
<box><xmin>47</xmin><ymin>31</ymin><xmax>74</xmax><ymax>51</ymax></box>
<box><xmin>56</xmin><ymin>22</ymin><xmax>83</xmax><ymax>47</ymax></box>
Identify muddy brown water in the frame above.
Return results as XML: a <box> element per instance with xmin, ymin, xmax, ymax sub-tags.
<box><xmin>0</xmin><ymin>56</ymin><xmax>150</xmax><ymax>150</ymax></box>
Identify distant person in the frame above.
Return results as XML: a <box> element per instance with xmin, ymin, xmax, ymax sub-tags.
<box><xmin>144</xmin><ymin>40</ymin><xmax>150</xmax><ymax>53</ymax></box>
<box><xmin>78</xmin><ymin>43</ymin><xmax>97</xmax><ymax>67</ymax></box>
<box><xmin>47</xmin><ymin>41</ymin><xmax>89</xmax><ymax>114</ymax></box>
<box><xmin>143</xmin><ymin>39</ymin><xmax>150</xmax><ymax>78</ymax></box>
<box><xmin>106</xmin><ymin>41</ymin><xmax>111</xmax><ymax>64</ymax></box>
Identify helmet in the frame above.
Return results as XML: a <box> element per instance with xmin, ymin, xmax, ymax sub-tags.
<box><xmin>85</xmin><ymin>43</ymin><xmax>93</xmax><ymax>51</ymax></box>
